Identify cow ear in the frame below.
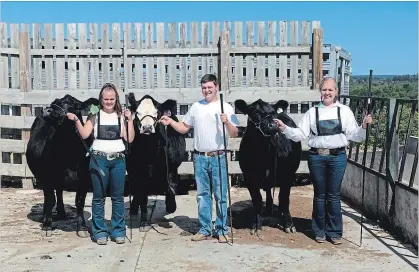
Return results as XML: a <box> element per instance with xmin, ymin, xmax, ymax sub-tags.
<box><xmin>274</xmin><ymin>100</ymin><xmax>289</xmax><ymax>112</ymax></box>
<box><xmin>234</xmin><ymin>99</ymin><xmax>248</xmax><ymax>114</ymax></box>
<box><xmin>81</xmin><ymin>98</ymin><xmax>99</xmax><ymax>110</ymax></box>
<box><xmin>127</xmin><ymin>92</ymin><xmax>138</xmax><ymax>111</ymax></box>
<box><xmin>159</xmin><ymin>99</ymin><xmax>177</xmax><ymax>115</ymax></box>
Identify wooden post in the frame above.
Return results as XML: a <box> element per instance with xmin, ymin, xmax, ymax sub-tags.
<box><xmin>312</xmin><ymin>28</ymin><xmax>323</xmax><ymax>90</ymax></box>
<box><xmin>19</xmin><ymin>31</ymin><xmax>33</xmax><ymax>189</ymax></box>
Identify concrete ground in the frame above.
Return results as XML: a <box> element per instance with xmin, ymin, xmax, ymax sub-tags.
<box><xmin>1</xmin><ymin>185</ymin><xmax>417</xmax><ymax>272</ymax></box>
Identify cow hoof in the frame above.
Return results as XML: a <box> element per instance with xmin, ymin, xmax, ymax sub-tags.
<box><xmin>41</xmin><ymin>229</ymin><xmax>52</xmax><ymax>237</ymax></box>
<box><xmin>284</xmin><ymin>226</ymin><xmax>296</xmax><ymax>234</ymax></box>
<box><xmin>139</xmin><ymin>222</ymin><xmax>151</xmax><ymax>232</ymax></box>
<box><xmin>77</xmin><ymin>230</ymin><xmax>89</xmax><ymax>238</ymax></box>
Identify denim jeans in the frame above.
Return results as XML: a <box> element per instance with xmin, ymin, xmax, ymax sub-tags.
<box><xmin>90</xmin><ymin>153</ymin><xmax>126</xmax><ymax>241</ymax></box>
<box><xmin>193</xmin><ymin>153</ymin><xmax>229</xmax><ymax>236</ymax></box>
<box><xmin>308</xmin><ymin>150</ymin><xmax>347</xmax><ymax>239</ymax></box>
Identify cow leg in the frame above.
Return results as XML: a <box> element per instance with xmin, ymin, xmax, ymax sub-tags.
<box><xmin>55</xmin><ymin>187</ymin><xmax>66</xmax><ymax>220</ymax></box>
<box><xmin>247</xmin><ymin>184</ymin><xmax>263</xmax><ymax>235</ymax></box>
<box><xmin>265</xmin><ymin>189</ymin><xmax>273</xmax><ymax>215</ymax></box>
<box><xmin>279</xmin><ymin>173</ymin><xmax>296</xmax><ymax>233</ymax></box>
<box><xmin>138</xmin><ymin>192</ymin><xmax>151</xmax><ymax>232</ymax></box>
<box><xmin>42</xmin><ymin>186</ymin><xmax>55</xmax><ymax>237</ymax></box>
<box><xmin>75</xmin><ymin>187</ymin><xmax>89</xmax><ymax>238</ymax></box>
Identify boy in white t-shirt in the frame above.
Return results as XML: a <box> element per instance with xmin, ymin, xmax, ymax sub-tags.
<box><xmin>160</xmin><ymin>74</ymin><xmax>239</xmax><ymax>243</ymax></box>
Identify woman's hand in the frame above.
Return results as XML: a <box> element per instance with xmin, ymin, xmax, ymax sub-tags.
<box><xmin>273</xmin><ymin>118</ymin><xmax>287</xmax><ymax>132</ymax></box>
<box><xmin>160</xmin><ymin>115</ymin><xmax>173</xmax><ymax>126</ymax></box>
<box><xmin>66</xmin><ymin>112</ymin><xmax>78</xmax><ymax>121</ymax></box>
<box><xmin>123</xmin><ymin>109</ymin><xmax>132</xmax><ymax>121</ymax></box>
<box><xmin>362</xmin><ymin>114</ymin><xmax>373</xmax><ymax>129</ymax></box>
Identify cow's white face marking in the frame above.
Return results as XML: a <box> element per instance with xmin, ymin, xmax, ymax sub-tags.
<box><xmin>136</xmin><ymin>98</ymin><xmax>158</xmax><ymax>134</ymax></box>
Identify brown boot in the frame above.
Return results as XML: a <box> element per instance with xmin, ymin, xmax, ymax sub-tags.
<box><xmin>191</xmin><ymin>233</ymin><xmax>211</xmax><ymax>242</ymax></box>
<box><xmin>216</xmin><ymin>234</ymin><xmax>231</xmax><ymax>243</ymax></box>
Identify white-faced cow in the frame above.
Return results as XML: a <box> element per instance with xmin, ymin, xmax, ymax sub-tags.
<box><xmin>26</xmin><ymin>94</ymin><xmax>99</xmax><ymax>237</ymax></box>
<box><xmin>235</xmin><ymin>98</ymin><xmax>302</xmax><ymax>235</ymax></box>
<box><xmin>126</xmin><ymin>93</ymin><xmax>186</xmax><ymax>232</ymax></box>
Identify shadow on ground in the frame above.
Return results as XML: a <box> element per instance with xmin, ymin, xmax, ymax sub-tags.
<box><xmin>27</xmin><ymin>203</ymin><xmax>92</xmax><ymax>233</ymax></box>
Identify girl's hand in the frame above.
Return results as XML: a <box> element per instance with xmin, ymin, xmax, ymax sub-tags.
<box><xmin>123</xmin><ymin>109</ymin><xmax>132</xmax><ymax>120</ymax></box>
<box><xmin>66</xmin><ymin>113</ymin><xmax>78</xmax><ymax>121</ymax></box>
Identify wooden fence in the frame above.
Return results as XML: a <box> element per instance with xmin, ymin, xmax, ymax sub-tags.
<box><xmin>0</xmin><ymin>20</ymin><xmax>352</xmax><ymax>188</ymax></box>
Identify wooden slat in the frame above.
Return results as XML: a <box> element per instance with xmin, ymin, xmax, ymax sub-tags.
<box><xmin>55</xmin><ymin>24</ymin><xmax>65</xmax><ymax>89</ymax></box>
<box><xmin>246</xmin><ymin>21</ymin><xmax>254</xmax><ymax>87</ymax></box>
<box><xmin>168</xmin><ymin>22</ymin><xmax>177</xmax><ymax>88</ymax></box>
<box><xmin>145</xmin><ymin>22</ymin><xmax>154</xmax><ymax>88</ymax></box>
<box><xmin>256</xmin><ymin>21</ymin><xmax>265</xmax><ymax>87</ymax></box>
<box><xmin>89</xmin><ymin>23</ymin><xmax>100</xmax><ymax>89</ymax></box>
<box><xmin>156</xmin><ymin>23</ymin><xmax>165</xmax><ymax>88</ymax></box>
<box><xmin>19</xmin><ymin>31</ymin><xmax>31</xmax><ymax>92</ymax></box>
<box><xmin>220</xmin><ymin>30</ymin><xmax>230</xmax><ymax>95</ymax></box>
<box><xmin>133</xmin><ymin>23</ymin><xmax>143</xmax><ymax>89</ymax></box>
<box><xmin>290</xmin><ymin>21</ymin><xmax>298</xmax><ymax>87</ymax></box>
<box><xmin>212</xmin><ymin>21</ymin><xmax>220</xmax><ymax>77</ymax></box>
<box><xmin>78</xmin><ymin>23</ymin><xmax>88</xmax><ymax>89</ymax></box>
<box><xmin>31</xmin><ymin>24</ymin><xmax>41</xmax><ymax>89</ymax></box>
<box><xmin>123</xmin><ymin>22</ymin><xmax>132</xmax><ymax>90</ymax></box>
<box><xmin>300</xmin><ymin>21</ymin><xmax>310</xmax><ymax>87</ymax></box>
<box><xmin>312</xmin><ymin>28</ymin><xmax>323</xmax><ymax>89</ymax></box>
<box><xmin>234</xmin><ymin>21</ymin><xmax>243</xmax><ymax>88</ymax></box>
<box><xmin>223</xmin><ymin>21</ymin><xmax>232</xmax><ymax>87</ymax></box>
<box><xmin>10</xmin><ymin>24</ymin><xmax>20</xmax><ymax>89</ymax></box>
<box><xmin>201</xmin><ymin>22</ymin><xmax>210</xmax><ymax>77</ymax></box>
<box><xmin>5</xmin><ymin>46</ymin><xmax>308</xmax><ymax>57</ymax></box>
<box><xmin>278</xmin><ymin>21</ymin><xmax>287</xmax><ymax>87</ymax></box>
<box><xmin>0</xmin><ymin>22</ymin><xmax>8</xmax><ymax>88</ymax></box>
<box><xmin>101</xmin><ymin>23</ymin><xmax>110</xmax><ymax>85</ymax></box>
<box><xmin>190</xmin><ymin>22</ymin><xmax>198</xmax><ymax>87</ymax></box>
<box><xmin>112</xmin><ymin>23</ymin><xmax>121</xmax><ymax>89</ymax></box>
<box><xmin>67</xmin><ymin>23</ymin><xmax>77</xmax><ymax>89</ymax></box>
<box><xmin>0</xmin><ymin>113</ymin><xmax>306</xmax><ymax>131</ymax></box>
<box><xmin>1</xmin><ymin>160</ymin><xmax>309</xmax><ymax>177</ymax></box>
<box><xmin>0</xmin><ymin>87</ymin><xmax>315</xmax><ymax>105</ymax></box>
<box><xmin>267</xmin><ymin>21</ymin><xmax>276</xmax><ymax>87</ymax></box>
<box><xmin>179</xmin><ymin>22</ymin><xmax>187</xmax><ymax>88</ymax></box>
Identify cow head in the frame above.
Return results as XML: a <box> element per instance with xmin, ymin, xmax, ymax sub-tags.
<box><xmin>127</xmin><ymin>93</ymin><xmax>176</xmax><ymax>135</ymax></box>
<box><xmin>235</xmin><ymin>98</ymin><xmax>289</xmax><ymax>137</ymax></box>
<box><xmin>43</xmin><ymin>94</ymin><xmax>99</xmax><ymax>126</ymax></box>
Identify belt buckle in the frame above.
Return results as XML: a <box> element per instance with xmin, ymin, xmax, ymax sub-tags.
<box><xmin>107</xmin><ymin>153</ymin><xmax>116</xmax><ymax>160</ymax></box>
<box><xmin>318</xmin><ymin>148</ymin><xmax>330</xmax><ymax>156</ymax></box>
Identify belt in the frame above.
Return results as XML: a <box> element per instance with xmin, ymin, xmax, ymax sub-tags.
<box><xmin>92</xmin><ymin>150</ymin><xmax>125</xmax><ymax>160</ymax></box>
<box><xmin>310</xmin><ymin>147</ymin><xmax>345</xmax><ymax>156</ymax></box>
<box><xmin>193</xmin><ymin>149</ymin><xmax>225</xmax><ymax>157</ymax></box>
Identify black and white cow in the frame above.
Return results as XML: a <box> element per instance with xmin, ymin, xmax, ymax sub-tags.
<box><xmin>26</xmin><ymin>94</ymin><xmax>99</xmax><ymax>237</ymax></box>
<box><xmin>126</xmin><ymin>93</ymin><xmax>186</xmax><ymax>232</ymax></box>
<box><xmin>235</xmin><ymin>98</ymin><xmax>302</xmax><ymax>235</ymax></box>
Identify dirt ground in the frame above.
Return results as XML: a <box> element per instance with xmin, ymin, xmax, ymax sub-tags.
<box><xmin>0</xmin><ymin>185</ymin><xmax>417</xmax><ymax>272</ymax></box>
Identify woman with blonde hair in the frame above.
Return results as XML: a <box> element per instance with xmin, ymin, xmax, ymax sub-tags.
<box><xmin>67</xmin><ymin>83</ymin><xmax>135</xmax><ymax>245</ymax></box>
<box><xmin>274</xmin><ymin>77</ymin><xmax>372</xmax><ymax>245</ymax></box>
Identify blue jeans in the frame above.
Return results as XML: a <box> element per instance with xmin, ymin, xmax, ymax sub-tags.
<box><xmin>193</xmin><ymin>153</ymin><xmax>229</xmax><ymax>236</ymax></box>
<box><xmin>308</xmin><ymin>150</ymin><xmax>347</xmax><ymax>239</ymax></box>
<box><xmin>89</xmin><ymin>153</ymin><xmax>126</xmax><ymax>240</ymax></box>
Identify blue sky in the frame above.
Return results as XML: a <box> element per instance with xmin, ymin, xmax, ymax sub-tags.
<box><xmin>1</xmin><ymin>1</ymin><xmax>418</xmax><ymax>75</ymax></box>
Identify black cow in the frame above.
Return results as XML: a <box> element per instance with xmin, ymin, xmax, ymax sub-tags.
<box><xmin>235</xmin><ymin>98</ymin><xmax>302</xmax><ymax>235</ymax></box>
<box><xmin>26</xmin><ymin>94</ymin><xmax>99</xmax><ymax>237</ymax></box>
<box><xmin>126</xmin><ymin>93</ymin><xmax>186</xmax><ymax>232</ymax></box>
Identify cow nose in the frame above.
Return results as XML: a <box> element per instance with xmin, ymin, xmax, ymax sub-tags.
<box><xmin>142</xmin><ymin>124</ymin><xmax>153</xmax><ymax>133</ymax></box>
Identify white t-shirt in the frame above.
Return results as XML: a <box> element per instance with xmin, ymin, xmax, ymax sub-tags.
<box><xmin>90</xmin><ymin>110</ymin><xmax>126</xmax><ymax>153</ymax></box>
<box><xmin>282</xmin><ymin>101</ymin><xmax>366</xmax><ymax>149</ymax></box>
<box><xmin>183</xmin><ymin>99</ymin><xmax>240</xmax><ymax>152</ymax></box>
